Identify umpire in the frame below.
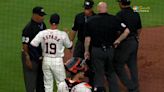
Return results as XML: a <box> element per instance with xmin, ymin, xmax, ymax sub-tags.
<box><xmin>70</xmin><ymin>0</ymin><xmax>95</xmax><ymax>86</ymax></box>
<box><xmin>84</xmin><ymin>2</ymin><xmax>130</xmax><ymax>92</ymax></box>
<box><xmin>70</xmin><ymin>0</ymin><xmax>95</xmax><ymax>58</ymax></box>
<box><xmin>114</xmin><ymin>0</ymin><xmax>142</xmax><ymax>92</ymax></box>
<box><xmin>22</xmin><ymin>6</ymin><xmax>46</xmax><ymax>92</ymax></box>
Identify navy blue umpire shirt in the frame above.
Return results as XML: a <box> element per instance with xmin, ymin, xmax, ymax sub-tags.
<box><xmin>22</xmin><ymin>19</ymin><xmax>46</xmax><ymax>61</ymax></box>
<box><xmin>85</xmin><ymin>13</ymin><xmax>127</xmax><ymax>47</ymax></box>
<box><xmin>116</xmin><ymin>7</ymin><xmax>142</xmax><ymax>37</ymax></box>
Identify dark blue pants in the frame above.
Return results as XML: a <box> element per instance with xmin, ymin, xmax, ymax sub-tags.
<box><xmin>92</xmin><ymin>47</ymin><xmax>120</xmax><ymax>92</ymax></box>
<box><xmin>22</xmin><ymin>52</ymin><xmax>44</xmax><ymax>92</ymax></box>
<box><xmin>73</xmin><ymin>40</ymin><xmax>84</xmax><ymax>58</ymax></box>
<box><xmin>114</xmin><ymin>37</ymin><xmax>139</xmax><ymax>92</ymax></box>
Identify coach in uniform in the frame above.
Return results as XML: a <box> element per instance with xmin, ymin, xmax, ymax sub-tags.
<box><xmin>69</xmin><ymin>0</ymin><xmax>95</xmax><ymax>86</ymax></box>
<box><xmin>22</xmin><ymin>6</ymin><xmax>46</xmax><ymax>92</ymax></box>
<box><xmin>84</xmin><ymin>2</ymin><xmax>130</xmax><ymax>92</ymax></box>
<box><xmin>114</xmin><ymin>0</ymin><xmax>142</xmax><ymax>92</ymax></box>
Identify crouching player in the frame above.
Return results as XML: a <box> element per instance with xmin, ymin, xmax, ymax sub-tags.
<box><xmin>58</xmin><ymin>57</ymin><xmax>92</xmax><ymax>92</ymax></box>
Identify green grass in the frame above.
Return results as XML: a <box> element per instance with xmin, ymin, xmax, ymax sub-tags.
<box><xmin>0</xmin><ymin>0</ymin><xmax>163</xmax><ymax>92</ymax></box>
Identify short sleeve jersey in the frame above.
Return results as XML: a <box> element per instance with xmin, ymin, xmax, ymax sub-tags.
<box><xmin>116</xmin><ymin>7</ymin><xmax>142</xmax><ymax>37</ymax></box>
<box><xmin>22</xmin><ymin>19</ymin><xmax>46</xmax><ymax>60</ymax></box>
<box><xmin>30</xmin><ymin>29</ymin><xmax>72</xmax><ymax>58</ymax></box>
<box><xmin>85</xmin><ymin>13</ymin><xmax>127</xmax><ymax>47</ymax></box>
<box><xmin>22</xmin><ymin>19</ymin><xmax>46</xmax><ymax>45</ymax></box>
<box><xmin>72</xmin><ymin>12</ymin><xmax>95</xmax><ymax>42</ymax></box>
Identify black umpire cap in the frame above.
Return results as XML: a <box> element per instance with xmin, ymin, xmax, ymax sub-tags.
<box><xmin>50</xmin><ymin>13</ymin><xmax>60</xmax><ymax>24</ymax></box>
<box><xmin>33</xmin><ymin>6</ymin><xmax>46</xmax><ymax>16</ymax></box>
<box><xmin>83</xmin><ymin>0</ymin><xmax>94</xmax><ymax>9</ymax></box>
<box><xmin>117</xmin><ymin>0</ymin><xmax>130</xmax><ymax>2</ymax></box>
<box><xmin>117</xmin><ymin>0</ymin><xmax>131</xmax><ymax>5</ymax></box>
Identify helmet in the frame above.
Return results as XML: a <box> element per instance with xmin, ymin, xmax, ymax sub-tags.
<box><xmin>65</xmin><ymin>57</ymin><xmax>86</xmax><ymax>74</ymax></box>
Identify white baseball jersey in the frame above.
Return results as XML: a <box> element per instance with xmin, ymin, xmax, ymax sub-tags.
<box><xmin>58</xmin><ymin>80</ymin><xmax>92</xmax><ymax>92</ymax></box>
<box><xmin>30</xmin><ymin>29</ymin><xmax>72</xmax><ymax>58</ymax></box>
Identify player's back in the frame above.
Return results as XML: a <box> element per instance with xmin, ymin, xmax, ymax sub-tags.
<box><xmin>71</xmin><ymin>82</ymin><xmax>92</xmax><ymax>92</ymax></box>
<box><xmin>40</xmin><ymin>29</ymin><xmax>71</xmax><ymax>58</ymax></box>
<box><xmin>58</xmin><ymin>81</ymin><xmax>91</xmax><ymax>92</ymax></box>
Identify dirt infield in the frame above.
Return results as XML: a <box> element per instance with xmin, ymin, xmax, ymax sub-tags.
<box><xmin>64</xmin><ymin>26</ymin><xmax>164</xmax><ymax>92</ymax></box>
<box><xmin>138</xmin><ymin>26</ymin><xmax>164</xmax><ymax>92</ymax></box>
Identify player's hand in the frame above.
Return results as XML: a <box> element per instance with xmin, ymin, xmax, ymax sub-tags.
<box><xmin>84</xmin><ymin>51</ymin><xmax>90</xmax><ymax>60</ymax></box>
<box><xmin>136</xmin><ymin>36</ymin><xmax>139</xmax><ymax>43</ymax></box>
<box><xmin>25</xmin><ymin>59</ymin><xmax>33</xmax><ymax>70</ymax></box>
<box><xmin>39</xmin><ymin>56</ymin><xmax>43</xmax><ymax>62</ymax></box>
<box><xmin>83</xmin><ymin>64</ymin><xmax>89</xmax><ymax>72</ymax></box>
<box><xmin>80</xmin><ymin>64</ymin><xmax>88</xmax><ymax>72</ymax></box>
<box><xmin>80</xmin><ymin>60</ymin><xmax>88</xmax><ymax>72</ymax></box>
<box><xmin>68</xmin><ymin>47</ymin><xmax>73</xmax><ymax>53</ymax></box>
<box><xmin>113</xmin><ymin>40</ymin><xmax>120</xmax><ymax>48</ymax></box>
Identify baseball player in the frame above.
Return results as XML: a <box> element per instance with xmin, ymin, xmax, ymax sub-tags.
<box><xmin>30</xmin><ymin>13</ymin><xmax>73</xmax><ymax>92</ymax></box>
<box><xmin>58</xmin><ymin>74</ymin><xmax>92</xmax><ymax>92</ymax></box>
<box><xmin>58</xmin><ymin>58</ymin><xmax>92</xmax><ymax>92</ymax></box>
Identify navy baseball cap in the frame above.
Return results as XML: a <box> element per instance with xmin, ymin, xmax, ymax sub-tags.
<box><xmin>83</xmin><ymin>0</ymin><xmax>94</xmax><ymax>9</ymax></box>
<box><xmin>33</xmin><ymin>6</ymin><xmax>46</xmax><ymax>16</ymax></box>
<box><xmin>50</xmin><ymin>13</ymin><xmax>60</xmax><ymax>24</ymax></box>
<box><xmin>117</xmin><ymin>0</ymin><xmax>130</xmax><ymax>2</ymax></box>
<box><xmin>117</xmin><ymin>0</ymin><xmax>131</xmax><ymax>5</ymax></box>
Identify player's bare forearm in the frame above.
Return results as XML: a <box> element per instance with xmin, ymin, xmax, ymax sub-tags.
<box><xmin>114</xmin><ymin>28</ymin><xmax>130</xmax><ymax>48</ymax></box>
<box><xmin>69</xmin><ymin>31</ymin><xmax>77</xmax><ymax>41</ymax></box>
<box><xmin>23</xmin><ymin>44</ymin><xmax>30</xmax><ymax>59</ymax></box>
<box><xmin>23</xmin><ymin>44</ymin><xmax>32</xmax><ymax>69</ymax></box>
<box><xmin>84</xmin><ymin>37</ymin><xmax>91</xmax><ymax>52</ymax></box>
<box><xmin>117</xmin><ymin>28</ymin><xmax>130</xmax><ymax>42</ymax></box>
<box><xmin>84</xmin><ymin>37</ymin><xmax>91</xmax><ymax>59</ymax></box>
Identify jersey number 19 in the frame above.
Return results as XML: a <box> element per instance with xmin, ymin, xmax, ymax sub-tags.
<box><xmin>45</xmin><ymin>43</ymin><xmax>56</xmax><ymax>54</ymax></box>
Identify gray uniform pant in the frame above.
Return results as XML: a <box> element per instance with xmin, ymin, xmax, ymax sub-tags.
<box><xmin>91</xmin><ymin>47</ymin><xmax>120</xmax><ymax>92</ymax></box>
<box><xmin>22</xmin><ymin>52</ymin><xmax>44</xmax><ymax>92</ymax></box>
<box><xmin>114</xmin><ymin>37</ymin><xmax>139</xmax><ymax>92</ymax></box>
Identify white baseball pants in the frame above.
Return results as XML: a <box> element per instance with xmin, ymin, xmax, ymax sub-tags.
<box><xmin>42</xmin><ymin>57</ymin><xmax>66</xmax><ymax>92</ymax></box>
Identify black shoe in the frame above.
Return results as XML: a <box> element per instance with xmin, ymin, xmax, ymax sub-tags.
<box><xmin>93</xmin><ymin>87</ymin><xmax>106</xmax><ymax>92</ymax></box>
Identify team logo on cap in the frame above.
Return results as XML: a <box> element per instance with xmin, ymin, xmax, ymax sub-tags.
<box><xmin>85</xmin><ymin>1</ymin><xmax>90</xmax><ymax>5</ymax></box>
<box><xmin>121</xmin><ymin>23</ymin><xmax>126</xmax><ymax>28</ymax></box>
<box><xmin>41</xmin><ymin>9</ymin><xmax>44</xmax><ymax>12</ymax></box>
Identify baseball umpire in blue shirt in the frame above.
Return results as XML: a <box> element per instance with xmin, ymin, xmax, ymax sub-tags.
<box><xmin>114</xmin><ymin>0</ymin><xmax>142</xmax><ymax>92</ymax></box>
<box><xmin>22</xmin><ymin>6</ymin><xmax>46</xmax><ymax>92</ymax></box>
